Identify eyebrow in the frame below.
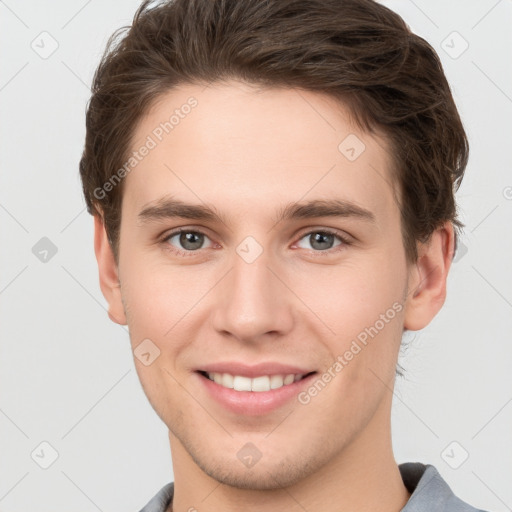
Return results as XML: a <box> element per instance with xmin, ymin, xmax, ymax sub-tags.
<box><xmin>137</xmin><ymin>197</ymin><xmax>376</xmax><ymax>226</ymax></box>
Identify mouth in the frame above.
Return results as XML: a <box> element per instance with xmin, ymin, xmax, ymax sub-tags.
<box><xmin>197</xmin><ymin>370</ymin><xmax>317</xmax><ymax>392</ymax></box>
<box><xmin>195</xmin><ymin>369</ymin><xmax>319</xmax><ymax>415</ymax></box>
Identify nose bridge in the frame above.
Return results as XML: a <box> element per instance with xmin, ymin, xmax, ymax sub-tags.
<box><xmin>211</xmin><ymin>239</ymin><xmax>293</xmax><ymax>340</ymax></box>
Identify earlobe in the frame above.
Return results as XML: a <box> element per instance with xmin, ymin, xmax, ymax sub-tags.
<box><xmin>403</xmin><ymin>222</ymin><xmax>454</xmax><ymax>331</ymax></box>
<box><xmin>93</xmin><ymin>214</ymin><xmax>127</xmax><ymax>325</ymax></box>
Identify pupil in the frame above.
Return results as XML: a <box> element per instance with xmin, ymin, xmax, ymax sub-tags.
<box><xmin>181</xmin><ymin>232</ymin><xmax>203</xmax><ymax>250</ymax></box>
<box><xmin>311</xmin><ymin>232</ymin><xmax>333</xmax><ymax>250</ymax></box>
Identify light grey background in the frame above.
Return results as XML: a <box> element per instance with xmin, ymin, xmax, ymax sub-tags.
<box><xmin>0</xmin><ymin>1</ymin><xmax>510</xmax><ymax>510</ymax></box>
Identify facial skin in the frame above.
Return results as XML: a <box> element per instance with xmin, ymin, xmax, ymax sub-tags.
<box><xmin>94</xmin><ymin>80</ymin><xmax>454</xmax><ymax>512</ymax></box>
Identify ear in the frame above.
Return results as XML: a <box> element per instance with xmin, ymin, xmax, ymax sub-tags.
<box><xmin>403</xmin><ymin>221</ymin><xmax>454</xmax><ymax>331</ymax></box>
<box><xmin>93</xmin><ymin>214</ymin><xmax>127</xmax><ymax>325</ymax></box>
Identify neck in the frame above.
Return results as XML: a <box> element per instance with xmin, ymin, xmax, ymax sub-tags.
<box><xmin>167</xmin><ymin>394</ymin><xmax>410</xmax><ymax>512</ymax></box>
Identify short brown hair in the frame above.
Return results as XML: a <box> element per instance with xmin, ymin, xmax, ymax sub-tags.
<box><xmin>79</xmin><ymin>0</ymin><xmax>469</xmax><ymax>263</ymax></box>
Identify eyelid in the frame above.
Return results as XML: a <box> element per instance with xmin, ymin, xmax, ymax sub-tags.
<box><xmin>294</xmin><ymin>226</ymin><xmax>353</xmax><ymax>245</ymax></box>
<box><xmin>162</xmin><ymin>227</ymin><xmax>210</xmax><ymax>241</ymax></box>
<box><xmin>161</xmin><ymin>227</ymin><xmax>216</xmax><ymax>257</ymax></box>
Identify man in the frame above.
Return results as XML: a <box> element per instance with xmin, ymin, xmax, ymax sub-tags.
<box><xmin>79</xmin><ymin>0</ymin><xmax>488</xmax><ymax>510</ymax></box>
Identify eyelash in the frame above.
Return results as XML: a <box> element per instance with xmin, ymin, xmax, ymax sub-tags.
<box><xmin>161</xmin><ymin>228</ymin><xmax>352</xmax><ymax>258</ymax></box>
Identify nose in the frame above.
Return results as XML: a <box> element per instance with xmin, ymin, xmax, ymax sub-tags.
<box><xmin>211</xmin><ymin>245</ymin><xmax>294</xmax><ymax>344</ymax></box>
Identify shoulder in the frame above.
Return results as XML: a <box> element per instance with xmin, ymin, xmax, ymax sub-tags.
<box><xmin>399</xmin><ymin>462</ymin><xmax>490</xmax><ymax>512</ymax></box>
<box><xmin>138</xmin><ymin>482</ymin><xmax>174</xmax><ymax>512</ymax></box>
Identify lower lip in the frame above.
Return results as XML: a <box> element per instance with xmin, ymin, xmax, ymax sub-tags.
<box><xmin>196</xmin><ymin>371</ymin><xmax>317</xmax><ymax>416</ymax></box>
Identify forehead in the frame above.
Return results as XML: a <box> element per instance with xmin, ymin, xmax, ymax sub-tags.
<box><xmin>123</xmin><ymin>80</ymin><xmax>398</xmax><ymax>225</ymax></box>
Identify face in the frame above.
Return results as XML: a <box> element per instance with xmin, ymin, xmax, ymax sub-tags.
<box><xmin>95</xmin><ymin>80</ymin><xmax>451</xmax><ymax>490</ymax></box>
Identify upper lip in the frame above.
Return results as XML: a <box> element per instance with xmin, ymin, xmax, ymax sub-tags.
<box><xmin>197</xmin><ymin>362</ymin><xmax>316</xmax><ymax>378</ymax></box>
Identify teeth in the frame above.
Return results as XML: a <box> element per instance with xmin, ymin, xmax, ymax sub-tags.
<box><xmin>206</xmin><ymin>372</ymin><xmax>305</xmax><ymax>392</ymax></box>
<box><xmin>233</xmin><ymin>375</ymin><xmax>252</xmax><ymax>391</ymax></box>
<box><xmin>283</xmin><ymin>374</ymin><xmax>295</xmax><ymax>385</ymax></box>
<box><xmin>270</xmin><ymin>375</ymin><xmax>284</xmax><ymax>390</ymax></box>
<box><xmin>222</xmin><ymin>373</ymin><xmax>234</xmax><ymax>389</ymax></box>
<box><xmin>251</xmin><ymin>376</ymin><xmax>270</xmax><ymax>392</ymax></box>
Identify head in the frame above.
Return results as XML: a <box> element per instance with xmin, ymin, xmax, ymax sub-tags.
<box><xmin>80</xmin><ymin>0</ymin><xmax>468</xmax><ymax>490</ymax></box>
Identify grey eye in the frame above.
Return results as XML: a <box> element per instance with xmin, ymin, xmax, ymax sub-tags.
<box><xmin>297</xmin><ymin>231</ymin><xmax>343</xmax><ymax>251</ymax></box>
<box><xmin>166</xmin><ymin>230</ymin><xmax>212</xmax><ymax>252</ymax></box>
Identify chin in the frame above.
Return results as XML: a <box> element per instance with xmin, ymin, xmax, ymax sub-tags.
<box><xmin>189</xmin><ymin>447</ymin><xmax>317</xmax><ymax>490</ymax></box>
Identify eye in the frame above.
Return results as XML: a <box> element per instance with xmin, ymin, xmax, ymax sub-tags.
<box><xmin>163</xmin><ymin>229</ymin><xmax>214</xmax><ymax>256</ymax></box>
<box><xmin>295</xmin><ymin>229</ymin><xmax>350</xmax><ymax>253</ymax></box>
<box><xmin>161</xmin><ymin>227</ymin><xmax>351</xmax><ymax>257</ymax></box>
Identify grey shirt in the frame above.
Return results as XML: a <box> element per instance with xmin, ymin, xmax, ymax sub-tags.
<box><xmin>138</xmin><ymin>462</ymin><xmax>489</xmax><ymax>512</ymax></box>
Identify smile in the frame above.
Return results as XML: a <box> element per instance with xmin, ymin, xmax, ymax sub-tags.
<box><xmin>201</xmin><ymin>371</ymin><xmax>312</xmax><ymax>392</ymax></box>
<box><xmin>196</xmin><ymin>369</ymin><xmax>318</xmax><ymax>415</ymax></box>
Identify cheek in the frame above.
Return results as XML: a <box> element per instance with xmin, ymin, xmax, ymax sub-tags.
<box><xmin>119</xmin><ymin>236</ymin><xmax>200</xmax><ymax>323</ymax></box>
<box><xmin>293</xmin><ymin>255</ymin><xmax>406</xmax><ymax>388</ymax></box>
<box><xmin>121</xmin><ymin>263</ymin><xmax>190</xmax><ymax>418</ymax></box>
<box><xmin>293</xmin><ymin>256</ymin><xmax>404</xmax><ymax>330</ymax></box>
